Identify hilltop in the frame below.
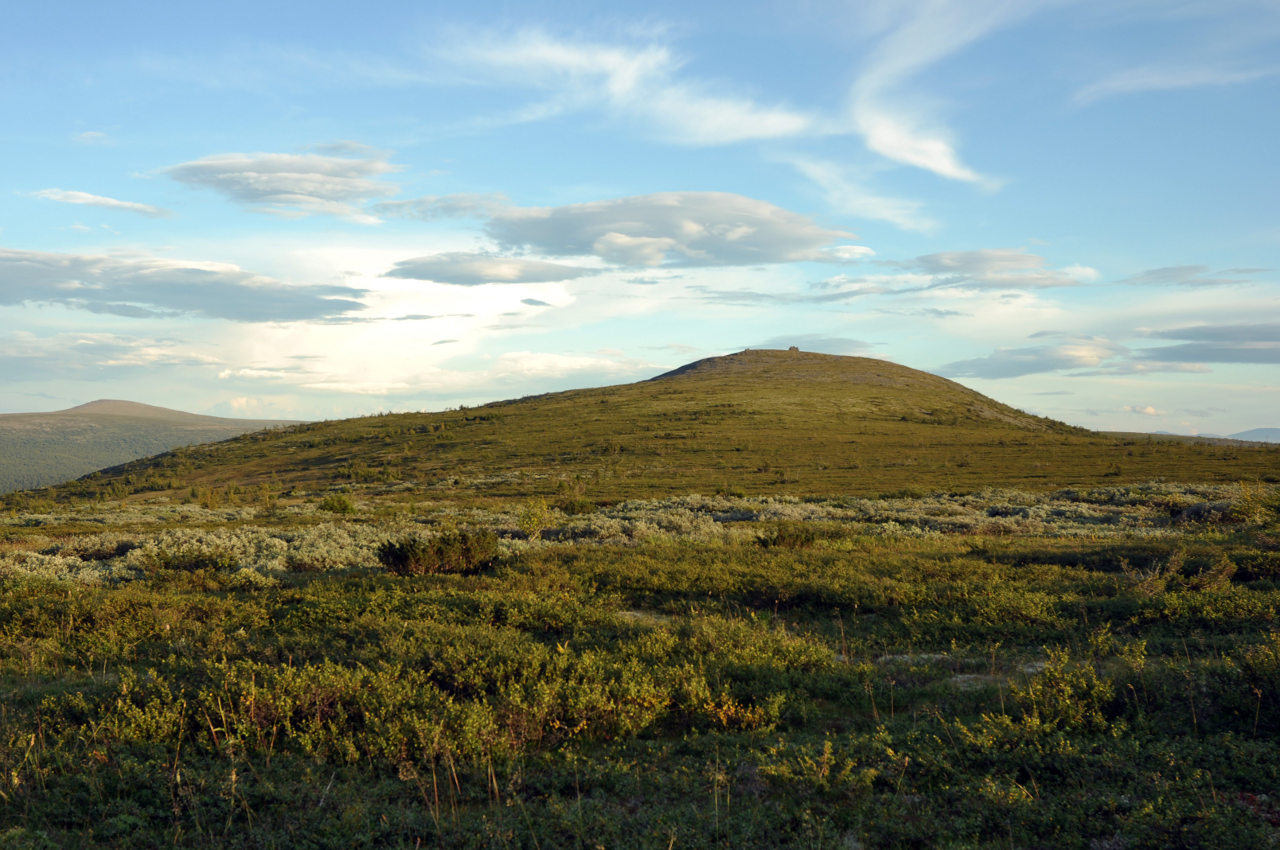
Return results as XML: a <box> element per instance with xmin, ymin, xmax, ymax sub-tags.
<box><xmin>12</xmin><ymin>349</ymin><xmax>1279</xmax><ymax>505</ymax></box>
<box><xmin>0</xmin><ymin>400</ymin><xmax>300</xmax><ymax>493</ymax></box>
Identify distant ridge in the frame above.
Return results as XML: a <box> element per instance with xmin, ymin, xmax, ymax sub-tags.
<box><xmin>0</xmin><ymin>400</ymin><xmax>301</xmax><ymax>493</ymax></box>
<box><xmin>59</xmin><ymin>399</ymin><xmax>272</xmax><ymax>424</ymax></box>
<box><xmin>1231</xmin><ymin>428</ymin><xmax>1280</xmax><ymax>443</ymax></box>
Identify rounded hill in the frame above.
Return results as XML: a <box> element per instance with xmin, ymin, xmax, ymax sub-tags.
<box><xmin>647</xmin><ymin>349</ymin><xmax>1070</xmax><ymax>431</ymax></box>
<box><xmin>25</xmin><ymin>349</ymin><xmax>1280</xmax><ymax>504</ymax></box>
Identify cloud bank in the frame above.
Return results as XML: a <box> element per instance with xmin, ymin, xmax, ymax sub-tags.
<box><xmin>487</xmin><ymin>191</ymin><xmax>858</xmax><ymax>268</ymax></box>
<box><xmin>0</xmin><ymin>248</ymin><xmax>366</xmax><ymax>322</ymax></box>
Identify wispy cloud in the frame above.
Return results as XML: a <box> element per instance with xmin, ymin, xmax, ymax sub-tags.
<box><xmin>785</xmin><ymin>156</ymin><xmax>937</xmax><ymax>233</ymax></box>
<box><xmin>385</xmin><ymin>251</ymin><xmax>597</xmax><ymax>285</ymax></box>
<box><xmin>941</xmin><ymin>319</ymin><xmax>1280</xmax><ymax>379</ymax></box>
<box><xmin>1074</xmin><ymin>63</ymin><xmax>1279</xmax><ymax>105</ymax></box>
<box><xmin>1149</xmin><ymin>323</ymin><xmax>1280</xmax><ymax>343</ymax></box>
<box><xmin>1140</xmin><ymin>343</ymin><xmax>1280</xmax><ymax>364</ymax></box>
<box><xmin>440</xmin><ymin>30</ymin><xmax>815</xmax><ymax>145</ymax></box>
<box><xmin>0</xmin><ymin>331</ymin><xmax>218</xmax><ymax>383</ymax></box>
<box><xmin>847</xmin><ymin>0</ymin><xmax>1032</xmax><ymax>183</ymax></box>
<box><xmin>372</xmin><ymin>193</ymin><xmax>509</xmax><ymax>221</ymax></box>
<box><xmin>31</xmin><ymin>189</ymin><xmax>171</xmax><ymax>218</ymax></box>
<box><xmin>72</xmin><ymin>130</ymin><xmax>112</xmax><ymax>145</ymax></box>
<box><xmin>165</xmin><ymin>144</ymin><xmax>400</xmax><ymax>222</ymax></box>
<box><xmin>941</xmin><ymin>336</ymin><xmax>1127</xmax><ymax>379</ymax></box>
<box><xmin>899</xmin><ymin>249</ymin><xmax>1095</xmax><ymax>290</ymax></box>
<box><xmin>1121</xmin><ymin>265</ymin><xmax>1261</xmax><ymax>287</ymax></box>
<box><xmin>1072</xmin><ymin>1</ymin><xmax>1280</xmax><ymax>104</ymax></box>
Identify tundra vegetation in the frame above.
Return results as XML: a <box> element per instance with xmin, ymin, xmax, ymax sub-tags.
<box><xmin>1</xmin><ymin>351</ymin><xmax>1279</xmax><ymax>848</ymax></box>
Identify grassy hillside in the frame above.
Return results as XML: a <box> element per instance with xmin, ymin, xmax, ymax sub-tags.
<box><xmin>2</xmin><ymin>350</ymin><xmax>1280</xmax><ymax>847</ymax></box>
<box><xmin>0</xmin><ymin>400</ymin><xmax>298</xmax><ymax>494</ymax></box>
<box><xmin>16</xmin><ymin>349</ymin><xmax>1277</xmax><ymax>509</ymax></box>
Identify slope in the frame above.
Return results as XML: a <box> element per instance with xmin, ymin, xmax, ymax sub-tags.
<box><xmin>16</xmin><ymin>349</ymin><xmax>1280</xmax><ymax>505</ymax></box>
<box><xmin>0</xmin><ymin>400</ymin><xmax>300</xmax><ymax>493</ymax></box>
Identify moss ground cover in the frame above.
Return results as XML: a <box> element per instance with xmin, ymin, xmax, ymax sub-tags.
<box><xmin>1</xmin><ymin>483</ymin><xmax>1278</xmax><ymax>847</ymax></box>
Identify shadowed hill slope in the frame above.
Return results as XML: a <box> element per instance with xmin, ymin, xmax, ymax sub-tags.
<box><xmin>0</xmin><ymin>400</ymin><xmax>299</xmax><ymax>493</ymax></box>
<box><xmin>15</xmin><ymin>350</ymin><xmax>1280</xmax><ymax>505</ymax></box>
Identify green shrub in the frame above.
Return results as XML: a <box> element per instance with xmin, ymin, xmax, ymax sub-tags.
<box><xmin>1012</xmin><ymin>648</ymin><xmax>1116</xmax><ymax>733</ymax></box>
<box><xmin>318</xmin><ymin>493</ymin><xmax>356</xmax><ymax>514</ymax></box>
<box><xmin>556</xmin><ymin>497</ymin><xmax>596</xmax><ymax>516</ymax></box>
<box><xmin>375</xmin><ymin>528</ymin><xmax>498</xmax><ymax>576</ymax></box>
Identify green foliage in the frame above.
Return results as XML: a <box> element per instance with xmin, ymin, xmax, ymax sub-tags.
<box><xmin>317</xmin><ymin>492</ymin><xmax>356</xmax><ymax>514</ymax></box>
<box><xmin>1011</xmin><ymin>648</ymin><xmax>1116</xmax><ymax>733</ymax></box>
<box><xmin>375</xmin><ymin>528</ymin><xmax>499</xmax><ymax>576</ymax></box>
<box><xmin>0</xmin><ymin>397</ymin><xmax>1278</xmax><ymax>847</ymax></box>
<box><xmin>516</xmin><ymin>496</ymin><xmax>552</xmax><ymax>540</ymax></box>
<box><xmin>556</xmin><ymin>496</ymin><xmax>596</xmax><ymax>515</ymax></box>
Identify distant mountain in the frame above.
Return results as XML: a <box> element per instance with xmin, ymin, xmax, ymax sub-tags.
<box><xmin>1231</xmin><ymin>428</ymin><xmax>1280</xmax><ymax>443</ymax></box>
<box><xmin>0</xmin><ymin>400</ymin><xmax>301</xmax><ymax>493</ymax></box>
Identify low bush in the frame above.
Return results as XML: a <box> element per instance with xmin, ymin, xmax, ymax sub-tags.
<box><xmin>318</xmin><ymin>493</ymin><xmax>356</xmax><ymax>514</ymax></box>
<box><xmin>556</xmin><ymin>496</ymin><xmax>596</xmax><ymax>516</ymax></box>
<box><xmin>375</xmin><ymin>528</ymin><xmax>499</xmax><ymax>576</ymax></box>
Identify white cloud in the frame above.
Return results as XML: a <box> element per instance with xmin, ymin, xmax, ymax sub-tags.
<box><xmin>786</xmin><ymin>156</ymin><xmax>937</xmax><ymax>233</ymax></box>
<box><xmin>906</xmin><ymin>249</ymin><xmax>1094</xmax><ymax>290</ymax></box>
<box><xmin>938</xmin><ymin>316</ymin><xmax>1280</xmax><ymax>379</ymax></box>
<box><xmin>1072</xmin><ymin>1</ymin><xmax>1280</xmax><ymax>104</ymax></box>
<box><xmin>0</xmin><ymin>330</ymin><xmax>217</xmax><ymax>382</ymax></box>
<box><xmin>165</xmin><ymin>145</ymin><xmax>400</xmax><ymax>222</ymax></box>
<box><xmin>847</xmin><ymin>0</ymin><xmax>1031</xmax><ymax>183</ymax></box>
<box><xmin>1075</xmin><ymin>63</ymin><xmax>1278</xmax><ymax>105</ymax></box>
<box><xmin>825</xmin><ymin>245</ymin><xmax>877</xmax><ymax>261</ymax></box>
<box><xmin>384</xmin><ymin>251</ymin><xmax>598</xmax><ymax>285</ymax></box>
<box><xmin>941</xmin><ymin>336</ymin><xmax>1127</xmax><ymax>378</ymax></box>
<box><xmin>487</xmin><ymin>191</ymin><xmax>860</xmax><ymax>267</ymax></box>
<box><xmin>442</xmin><ymin>30</ymin><xmax>815</xmax><ymax>145</ymax></box>
<box><xmin>72</xmin><ymin>130</ymin><xmax>110</xmax><ymax>145</ymax></box>
<box><xmin>0</xmin><ymin>247</ymin><xmax>366</xmax><ymax>322</ymax></box>
<box><xmin>488</xmin><ymin>350</ymin><xmax>641</xmax><ymax>380</ymax></box>
<box><xmin>32</xmin><ymin>189</ymin><xmax>171</xmax><ymax>218</ymax></box>
<box><xmin>1122</xmin><ymin>404</ymin><xmax>1165</xmax><ymax>416</ymax></box>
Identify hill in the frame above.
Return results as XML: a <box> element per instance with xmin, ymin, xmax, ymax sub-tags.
<box><xmin>1232</xmin><ymin>427</ymin><xmax>1280</xmax><ymax>443</ymax></box>
<box><xmin>3</xmin><ymin>351</ymin><xmax>1280</xmax><ymax>848</ymax></box>
<box><xmin>0</xmin><ymin>400</ymin><xmax>300</xmax><ymax>493</ymax></box>
<box><xmin>16</xmin><ymin>348</ymin><xmax>1276</xmax><ymax>507</ymax></box>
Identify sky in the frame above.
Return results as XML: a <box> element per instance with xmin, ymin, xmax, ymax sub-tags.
<box><xmin>2</xmin><ymin>0</ymin><xmax>1278</xmax><ymax>435</ymax></box>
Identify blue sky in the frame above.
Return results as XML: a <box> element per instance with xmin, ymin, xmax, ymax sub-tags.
<box><xmin>3</xmin><ymin>0</ymin><xmax>1277</xmax><ymax>434</ymax></box>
